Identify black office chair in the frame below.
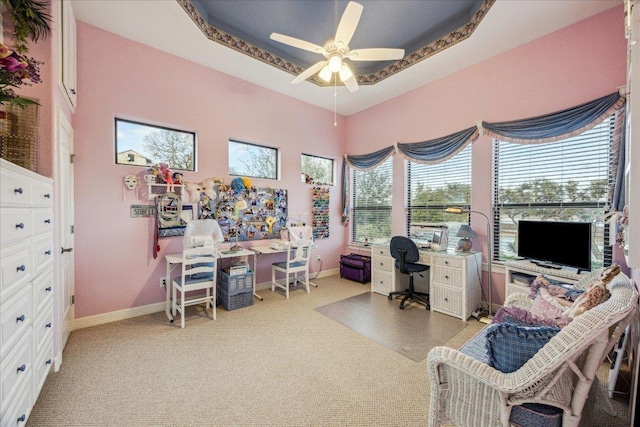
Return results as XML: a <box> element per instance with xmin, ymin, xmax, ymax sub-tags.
<box><xmin>388</xmin><ymin>236</ymin><xmax>430</xmax><ymax>310</ymax></box>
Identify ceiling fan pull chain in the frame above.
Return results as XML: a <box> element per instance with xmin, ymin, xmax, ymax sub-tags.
<box><xmin>334</xmin><ymin>78</ymin><xmax>338</xmax><ymax>127</ymax></box>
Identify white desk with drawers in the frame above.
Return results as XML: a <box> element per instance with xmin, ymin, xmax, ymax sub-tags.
<box><xmin>370</xmin><ymin>243</ymin><xmax>483</xmax><ymax>321</ymax></box>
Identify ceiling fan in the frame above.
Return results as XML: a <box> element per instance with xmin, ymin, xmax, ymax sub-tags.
<box><xmin>270</xmin><ymin>1</ymin><xmax>405</xmax><ymax>92</ymax></box>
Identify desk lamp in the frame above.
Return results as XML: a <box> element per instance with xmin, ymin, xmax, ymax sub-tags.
<box><xmin>445</xmin><ymin>207</ymin><xmax>493</xmax><ymax>320</ymax></box>
<box><xmin>456</xmin><ymin>224</ymin><xmax>476</xmax><ymax>252</ymax></box>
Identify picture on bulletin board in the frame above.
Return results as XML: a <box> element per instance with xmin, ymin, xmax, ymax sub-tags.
<box><xmin>214</xmin><ymin>185</ymin><xmax>287</xmax><ymax>243</ymax></box>
<box><xmin>156</xmin><ymin>192</ymin><xmax>193</xmax><ymax>238</ymax></box>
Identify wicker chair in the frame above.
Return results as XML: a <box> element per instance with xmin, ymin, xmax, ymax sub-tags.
<box><xmin>427</xmin><ymin>270</ymin><xmax>637</xmax><ymax>427</ymax></box>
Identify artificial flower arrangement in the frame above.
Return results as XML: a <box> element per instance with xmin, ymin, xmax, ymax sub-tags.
<box><xmin>0</xmin><ymin>0</ymin><xmax>51</xmax><ymax>106</ymax></box>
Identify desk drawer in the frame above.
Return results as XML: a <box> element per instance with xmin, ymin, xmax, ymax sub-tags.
<box><xmin>372</xmin><ymin>255</ymin><xmax>393</xmax><ymax>273</ymax></box>
<box><xmin>432</xmin><ymin>267</ymin><xmax>463</xmax><ymax>287</ymax></box>
<box><xmin>431</xmin><ymin>285</ymin><xmax>462</xmax><ymax>317</ymax></box>
<box><xmin>432</xmin><ymin>256</ymin><xmax>463</xmax><ymax>269</ymax></box>
<box><xmin>371</xmin><ymin>245</ymin><xmax>391</xmax><ymax>258</ymax></box>
<box><xmin>371</xmin><ymin>270</ymin><xmax>393</xmax><ymax>296</ymax></box>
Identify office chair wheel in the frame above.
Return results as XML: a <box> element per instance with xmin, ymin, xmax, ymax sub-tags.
<box><xmin>399</xmin><ymin>303</ymin><xmax>405</xmax><ymax>310</ymax></box>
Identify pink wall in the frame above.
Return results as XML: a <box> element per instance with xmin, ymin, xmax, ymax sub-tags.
<box><xmin>73</xmin><ymin>6</ymin><xmax>627</xmax><ymax>318</ymax></box>
<box><xmin>73</xmin><ymin>23</ymin><xmax>346</xmax><ymax>318</ymax></box>
<box><xmin>346</xmin><ymin>6</ymin><xmax>627</xmax><ymax>305</ymax></box>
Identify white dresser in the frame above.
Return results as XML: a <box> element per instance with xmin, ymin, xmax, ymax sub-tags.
<box><xmin>370</xmin><ymin>243</ymin><xmax>482</xmax><ymax>320</ymax></box>
<box><xmin>1</xmin><ymin>158</ymin><xmax>54</xmax><ymax>427</ymax></box>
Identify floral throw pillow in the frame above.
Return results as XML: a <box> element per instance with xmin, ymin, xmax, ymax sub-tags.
<box><xmin>530</xmin><ymin>294</ymin><xmax>572</xmax><ymax>328</ymax></box>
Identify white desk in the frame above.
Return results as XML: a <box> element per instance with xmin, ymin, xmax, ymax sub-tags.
<box><xmin>370</xmin><ymin>244</ymin><xmax>482</xmax><ymax>320</ymax></box>
<box><xmin>164</xmin><ymin>248</ymin><xmax>256</xmax><ymax>321</ymax></box>
<box><xmin>250</xmin><ymin>244</ymin><xmax>318</xmax><ymax>301</ymax></box>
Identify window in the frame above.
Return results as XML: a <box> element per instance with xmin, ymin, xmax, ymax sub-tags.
<box><xmin>406</xmin><ymin>145</ymin><xmax>472</xmax><ymax>252</ymax></box>
<box><xmin>301</xmin><ymin>154</ymin><xmax>334</xmax><ymax>185</ymax></box>
<box><xmin>351</xmin><ymin>157</ymin><xmax>393</xmax><ymax>244</ymax></box>
<box><xmin>115</xmin><ymin>118</ymin><xmax>195</xmax><ymax>170</ymax></box>
<box><xmin>493</xmin><ymin>117</ymin><xmax>615</xmax><ymax>268</ymax></box>
<box><xmin>228</xmin><ymin>140</ymin><xmax>278</xmax><ymax>179</ymax></box>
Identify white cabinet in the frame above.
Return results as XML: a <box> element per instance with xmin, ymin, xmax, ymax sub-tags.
<box><xmin>0</xmin><ymin>158</ymin><xmax>54</xmax><ymax>427</ymax></box>
<box><xmin>371</xmin><ymin>244</ymin><xmax>482</xmax><ymax>320</ymax></box>
<box><xmin>371</xmin><ymin>245</ymin><xmax>394</xmax><ymax>296</ymax></box>
<box><xmin>503</xmin><ymin>260</ymin><xmax>583</xmax><ymax>299</ymax></box>
<box><xmin>59</xmin><ymin>0</ymin><xmax>77</xmax><ymax>110</ymax></box>
<box><xmin>429</xmin><ymin>252</ymin><xmax>482</xmax><ymax>321</ymax></box>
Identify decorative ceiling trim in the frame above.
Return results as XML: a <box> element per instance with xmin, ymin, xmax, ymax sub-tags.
<box><xmin>177</xmin><ymin>0</ymin><xmax>495</xmax><ymax>87</ymax></box>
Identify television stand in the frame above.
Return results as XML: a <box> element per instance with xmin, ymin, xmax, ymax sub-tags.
<box><xmin>530</xmin><ymin>260</ymin><xmax>562</xmax><ymax>270</ymax></box>
<box><xmin>503</xmin><ymin>259</ymin><xmax>586</xmax><ymax>298</ymax></box>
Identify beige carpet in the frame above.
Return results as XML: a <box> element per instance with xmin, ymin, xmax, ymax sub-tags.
<box><xmin>27</xmin><ymin>276</ymin><xmax>630</xmax><ymax>426</ymax></box>
<box><xmin>316</xmin><ymin>292</ymin><xmax>468</xmax><ymax>362</ymax></box>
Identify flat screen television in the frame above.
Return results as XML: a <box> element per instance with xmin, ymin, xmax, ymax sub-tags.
<box><xmin>517</xmin><ymin>220</ymin><xmax>592</xmax><ymax>272</ymax></box>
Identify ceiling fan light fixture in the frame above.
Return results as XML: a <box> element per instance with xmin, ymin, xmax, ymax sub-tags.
<box><xmin>338</xmin><ymin>63</ymin><xmax>353</xmax><ymax>81</ymax></box>
<box><xmin>318</xmin><ymin>65</ymin><xmax>332</xmax><ymax>82</ymax></box>
<box><xmin>328</xmin><ymin>54</ymin><xmax>343</xmax><ymax>73</ymax></box>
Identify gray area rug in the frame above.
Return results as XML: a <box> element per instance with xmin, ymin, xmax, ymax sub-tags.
<box><xmin>316</xmin><ymin>292</ymin><xmax>468</xmax><ymax>362</ymax></box>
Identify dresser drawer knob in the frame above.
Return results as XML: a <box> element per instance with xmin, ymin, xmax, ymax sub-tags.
<box><xmin>45</xmin><ymin>219</ymin><xmax>51</xmax><ymax>224</ymax></box>
<box><xmin>445</xmin><ymin>275</ymin><xmax>449</xmax><ymax>279</ymax></box>
<box><xmin>444</xmin><ymin>297</ymin><xmax>449</xmax><ymax>302</ymax></box>
<box><xmin>17</xmin><ymin>265</ymin><xmax>26</xmax><ymax>272</ymax></box>
<box><xmin>17</xmin><ymin>414</ymin><xmax>26</xmax><ymax>423</ymax></box>
<box><xmin>14</xmin><ymin>187</ymin><xmax>23</xmax><ymax>194</ymax></box>
<box><xmin>17</xmin><ymin>364</ymin><xmax>26</xmax><ymax>373</ymax></box>
<box><xmin>444</xmin><ymin>260</ymin><xmax>449</xmax><ymax>265</ymax></box>
<box><xmin>16</xmin><ymin>222</ymin><xmax>25</xmax><ymax>229</ymax></box>
<box><xmin>45</xmin><ymin>250</ymin><xmax>51</xmax><ymax>255</ymax></box>
<box><xmin>46</xmin><ymin>322</ymin><xmax>52</xmax><ymax>328</ymax></box>
<box><xmin>45</xmin><ymin>286</ymin><xmax>52</xmax><ymax>292</ymax></box>
<box><xmin>16</xmin><ymin>314</ymin><xmax>26</xmax><ymax>322</ymax></box>
<box><xmin>44</xmin><ymin>193</ymin><xmax>51</xmax><ymax>198</ymax></box>
<box><xmin>46</xmin><ymin>359</ymin><xmax>52</xmax><ymax>365</ymax></box>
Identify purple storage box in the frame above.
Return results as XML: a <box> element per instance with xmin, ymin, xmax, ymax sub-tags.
<box><xmin>339</xmin><ymin>253</ymin><xmax>371</xmax><ymax>284</ymax></box>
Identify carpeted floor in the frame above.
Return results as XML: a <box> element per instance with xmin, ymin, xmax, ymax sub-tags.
<box><xmin>316</xmin><ymin>292</ymin><xmax>468</xmax><ymax>362</ymax></box>
<box><xmin>27</xmin><ymin>275</ymin><xmax>631</xmax><ymax>426</ymax></box>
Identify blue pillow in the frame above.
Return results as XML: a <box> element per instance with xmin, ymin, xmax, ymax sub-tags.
<box><xmin>485</xmin><ymin>323</ymin><xmax>560</xmax><ymax>373</ymax></box>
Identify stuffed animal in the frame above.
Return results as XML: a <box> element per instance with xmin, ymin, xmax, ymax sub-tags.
<box><xmin>183</xmin><ymin>178</ymin><xmax>222</xmax><ymax>204</ymax></box>
<box><xmin>231</xmin><ymin>177</ymin><xmax>246</xmax><ymax>194</ymax></box>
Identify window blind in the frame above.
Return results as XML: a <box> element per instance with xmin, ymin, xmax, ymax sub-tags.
<box><xmin>351</xmin><ymin>157</ymin><xmax>393</xmax><ymax>244</ymax></box>
<box><xmin>493</xmin><ymin>117</ymin><xmax>615</xmax><ymax>268</ymax></box>
<box><xmin>406</xmin><ymin>145</ymin><xmax>472</xmax><ymax>252</ymax></box>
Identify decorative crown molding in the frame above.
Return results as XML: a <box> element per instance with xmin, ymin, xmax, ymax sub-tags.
<box><xmin>176</xmin><ymin>0</ymin><xmax>495</xmax><ymax>88</ymax></box>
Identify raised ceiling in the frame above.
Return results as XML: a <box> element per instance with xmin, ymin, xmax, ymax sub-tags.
<box><xmin>70</xmin><ymin>0</ymin><xmax>619</xmax><ymax>116</ymax></box>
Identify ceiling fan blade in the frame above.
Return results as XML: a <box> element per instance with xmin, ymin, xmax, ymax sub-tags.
<box><xmin>342</xmin><ymin>74</ymin><xmax>359</xmax><ymax>93</ymax></box>
<box><xmin>335</xmin><ymin>1</ymin><xmax>363</xmax><ymax>48</ymax></box>
<box><xmin>348</xmin><ymin>48</ymin><xmax>405</xmax><ymax>61</ymax></box>
<box><xmin>291</xmin><ymin>61</ymin><xmax>328</xmax><ymax>84</ymax></box>
<box><xmin>270</xmin><ymin>33</ymin><xmax>325</xmax><ymax>54</ymax></box>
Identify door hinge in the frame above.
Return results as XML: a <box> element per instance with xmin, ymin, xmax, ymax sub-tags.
<box><xmin>71</xmin><ymin>225</ymin><xmax>75</xmax><ymax>234</ymax></box>
<box><xmin>70</xmin><ymin>153</ymin><xmax>77</xmax><ymax>164</ymax></box>
<box><xmin>71</xmin><ymin>295</ymin><xmax>75</xmax><ymax>305</ymax></box>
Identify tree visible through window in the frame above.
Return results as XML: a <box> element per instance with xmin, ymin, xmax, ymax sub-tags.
<box><xmin>406</xmin><ymin>145</ymin><xmax>472</xmax><ymax>252</ymax></box>
<box><xmin>115</xmin><ymin>118</ymin><xmax>195</xmax><ymax>171</ymax></box>
<box><xmin>351</xmin><ymin>158</ymin><xmax>393</xmax><ymax>244</ymax></box>
<box><xmin>493</xmin><ymin>117</ymin><xmax>615</xmax><ymax>269</ymax></box>
<box><xmin>228</xmin><ymin>140</ymin><xmax>278</xmax><ymax>179</ymax></box>
<box><xmin>301</xmin><ymin>154</ymin><xmax>333</xmax><ymax>185</ymax></box>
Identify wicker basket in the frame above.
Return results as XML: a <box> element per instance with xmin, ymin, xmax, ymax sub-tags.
<box><xmin>217</xmin><ymin>287</ymin><xmax>253</xmax><ymax>311</ymax></box>
<box><xmin>0</xmin><ymin>103</ymin><xmax>39</xmax><ymax>172</ymax></box>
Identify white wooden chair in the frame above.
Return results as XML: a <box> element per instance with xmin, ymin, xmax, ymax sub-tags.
<box><xmin>172</xmin><ymin>246</ymin><xmax>218</xmax><ymax>328</ymax></box>
<box><xmin>271</xmin><ymin>239</ymin><xmax>311</xmax><ymax>299</ymax></box>
<box><xmin>427</xmin><ymin>270</ymin><xmax>637</xmax><ymax>427</ymax></box>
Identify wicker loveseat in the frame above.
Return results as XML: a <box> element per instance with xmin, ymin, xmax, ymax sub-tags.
<box><xmin>427</xmin><ymin>269</ymin><xmax>637</xmax><ymax>427</ymax></box>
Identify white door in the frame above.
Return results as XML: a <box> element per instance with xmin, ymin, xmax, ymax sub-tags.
<box><xmin>57</xmin><ymin>109</ymin><xmax>75</xmax><ymax>351</ymax></box>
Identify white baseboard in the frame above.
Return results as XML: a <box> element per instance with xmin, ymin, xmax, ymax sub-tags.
<box><xmin>73</xmin><ymin>302</ymin><xmax>166</xmax><ymax>330</ymax></box>
<box><xmin>73</xmin><ymin>270</ymin><xmax>339</xmax><ymax>329</ymax></box>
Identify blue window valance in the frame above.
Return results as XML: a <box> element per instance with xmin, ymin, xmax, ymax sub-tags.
<box><xmin>482</xmin><ymin>92</ymin><xmax>624</xmax><ymax>143</ymax></box>
<box><xmin>344</xmin><ymin>145</ymin><xmax>396</xmax><ymax>171</ymax></box>
<box><xmin>396</xmin><ymin>126</ymin><xmax>479</xmax><ymax>164</ymax></box>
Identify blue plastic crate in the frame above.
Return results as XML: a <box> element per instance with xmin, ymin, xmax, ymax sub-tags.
<box><xmin>217</xmin><ymin>287</ymin><xmax>253</xmax><ymax>311</ymax></box>
<box><xmin>218</xmin><ymin>270</ymin><xmax>253</xmax><ymax>295</ymax></box>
